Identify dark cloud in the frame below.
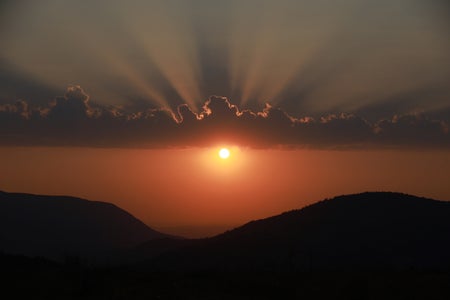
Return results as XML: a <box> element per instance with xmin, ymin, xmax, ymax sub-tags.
<box><xmin>375</xmin><ymin>114</ymin><xmax>449</xmax><ymax>148</ymax></box>
<box><xmin>0</xmin><ymin>86</ymin><xmax>449</xmax><ymax>149</ymax></box>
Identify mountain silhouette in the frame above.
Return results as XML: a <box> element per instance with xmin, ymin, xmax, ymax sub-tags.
<box><xmin>2</xmin><ymin>190</ymin><xmax>450</xmax><ymax>270</ymax></box>
<box><xmin>2</xmin><ymin>191</ymin><xmax>450</xmax><ymax>299</ymax></box>
<box><xmin>143</xmin><ymin>192</ymin><xmax>450</xmax><ymax>271</ymax></box>
<box><xmin>0</xmin><ymin>191</ymin><xmax>169</xmax><ymax>260</ymax></box>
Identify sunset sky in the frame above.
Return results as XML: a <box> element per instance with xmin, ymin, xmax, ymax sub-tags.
<box><xmin>1</xmin><ymin>0</ymin><xmax>449</xmax><ymax>237</ymax></box>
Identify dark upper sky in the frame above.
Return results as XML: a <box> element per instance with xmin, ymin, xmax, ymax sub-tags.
<box><xmin>0</xmin><ymin>0</ymin><xmax>449</xmax><ymax>149</ymax></box>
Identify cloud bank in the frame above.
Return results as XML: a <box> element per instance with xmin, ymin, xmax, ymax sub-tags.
<box><xmin>0</xmin><ymin>86</ymin><xmax>449</xmax><ymax>149</ymax></box>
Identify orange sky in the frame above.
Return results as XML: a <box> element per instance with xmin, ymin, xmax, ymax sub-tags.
<box><xmin>1</xmin><ymin>147</ymin><xmax>449</xmax><ymax>237</ymax></box>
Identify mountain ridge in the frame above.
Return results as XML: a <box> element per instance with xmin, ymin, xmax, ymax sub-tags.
<box><xmin>2</xmin><ymin>190</ymin><xmax>450</xmax><ymax>271</ymax></box>
<box><xmin>141</xmin><ymin>192</ymin><xmax>450</xmax><ymax>271</ymax></box>
<box><xmin>0</xmin><ymin>190</ymin><xmax>170</xmax><ymax>260</ymax></box>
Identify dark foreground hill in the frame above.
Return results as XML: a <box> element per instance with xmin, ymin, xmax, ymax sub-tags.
<box><xmin>144</xmin><ymin>192</ymin><xmax>450</xmax><ymax>271</ymax></box>
<box><xmin>0</xmin><ymin>191</ymin><xmax>169</xmax><ymax>260</ymax></box>
<box><xmin>2</xmin><ymin>191</ymin><xmax>450</xmax><ymax>299</ymax></box>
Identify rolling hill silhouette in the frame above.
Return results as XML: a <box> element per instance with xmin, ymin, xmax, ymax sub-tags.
<box><xmin>0</xmin><ymin>191</ymin><xmax>169</xmax><ymax>260</ymax></box>
<box><xmin>142</xmin><ymin>192</ymin><xmax>450</xmax><ymax>271</ymax></box>
<box><xmin>2</xmin><ymin>190</ymin><xmax>450</xmax><ymax>271</ymax></box>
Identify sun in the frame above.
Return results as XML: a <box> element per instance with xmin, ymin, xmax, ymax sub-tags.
<box><xmin>218</xmin><ymin>148</ymin><xmax>230</xmax><ymax>159</ymax></box>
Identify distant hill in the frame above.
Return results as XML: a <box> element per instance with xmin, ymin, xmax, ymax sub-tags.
<box><xmin>3</xmin><ymin>191</ymin><xmax>450</xmax><ymax>270</ymax></box>
<box><xmin>0</xmin><ymin>191</ymin><xmax>169</xmax><ymax>260</ymax></box>
<box><xmin>2</xmin><ymin>191</ymin><xmax>450</xmax><ymax>299</ymax></box>
<box><xmin>145</xmin><ymin>192</ymin><xmax>450</xmax><ymax>271</ymax></box>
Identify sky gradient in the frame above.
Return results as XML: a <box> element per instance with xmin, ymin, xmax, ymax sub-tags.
<box><xmin>0</xmin><ymin>0</ymin><xmax>449</xmax><ymax>237</ymax></box>
<box><xmin>1</xmin><ymin>147</ymin><xmax>449</xmax><ymax>237</ymax></box>
<box><xmin>1</xmin><ymin>0</ymin><xmax>449</xmax><ymax>120</ymax></box>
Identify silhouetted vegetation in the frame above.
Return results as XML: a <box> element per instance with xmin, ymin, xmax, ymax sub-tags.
<box><xmin>1</xmin><ymin>252</ymin><xmax>450</xmax><ymax>299</ymax></box>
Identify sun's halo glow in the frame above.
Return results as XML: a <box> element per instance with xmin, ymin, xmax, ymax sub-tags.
<box><xmin>219</xmin><ymin>148</ymin><xmax>230</xmax><ymax>159</ymax></box>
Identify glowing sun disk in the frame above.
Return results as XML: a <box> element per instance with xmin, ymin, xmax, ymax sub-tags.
<box><xmin>219</xmin><ymin>148</ymin><xmax>230</xmax><ymax>159</ymax></box>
